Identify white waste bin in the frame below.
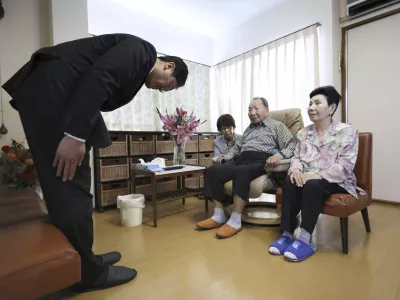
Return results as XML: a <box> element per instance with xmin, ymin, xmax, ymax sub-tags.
<box><xmin>117</xmin><ymin>194</ymin><xmax>145</xmax><ymax>227</ymax></box>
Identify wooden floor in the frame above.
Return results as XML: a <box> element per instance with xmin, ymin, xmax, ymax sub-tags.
<box><xmin>71</xmin><ymin>198</ymin><xmax>400</xmax><ymax>300</ymax></box>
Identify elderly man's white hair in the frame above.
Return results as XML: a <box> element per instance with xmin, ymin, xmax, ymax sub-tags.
<box><xmin>251</xmin><ymin>97</ymin><xmax>269</xmax><ymax>108</ymax></box>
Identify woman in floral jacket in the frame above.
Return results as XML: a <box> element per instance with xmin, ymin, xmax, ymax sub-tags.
<box><xmin>269</xmin><ymin>85</ymin><xmax>359</xmax><ymax>262</ymax></box>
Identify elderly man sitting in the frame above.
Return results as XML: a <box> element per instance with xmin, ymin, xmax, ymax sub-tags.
<box><xmin>196</xmin><ymin>97</ymin><xmax>296</xmax><ymax>239</ymax></box>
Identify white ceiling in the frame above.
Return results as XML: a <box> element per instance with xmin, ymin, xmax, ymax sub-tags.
<box><xmin>109</xmin><ymin>0</ymin><xmax>288</xmax><ymax>38</ymax></box>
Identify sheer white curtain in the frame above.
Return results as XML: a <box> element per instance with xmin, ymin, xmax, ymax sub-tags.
<box><xmin>210</xmin><ymin>25</ymin><xmax>320</xmax><ymax>133</ymax></box>
<box><xmin>101</xmin><ymin>60</ymin><xmax>211</xmax><ymax>132</ymax></box>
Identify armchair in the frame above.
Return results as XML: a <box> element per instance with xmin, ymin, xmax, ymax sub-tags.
<box><xmin>223</xmin><ymin>108</ymin><xmax>304</xmax><ymax>225</ymax></box>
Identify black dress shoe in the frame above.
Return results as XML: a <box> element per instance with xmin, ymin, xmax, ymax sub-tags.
<box><xmin>77</xmin><ymin>265</ymin><xmax>137</xmax><ymax>293</ymax></box>
<box><xmin>98</xmin><ymin>251</ymin><xmax>121</xmax><ymax>266</ymax></box>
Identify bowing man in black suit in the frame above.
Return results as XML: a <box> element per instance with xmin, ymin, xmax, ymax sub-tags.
<box><xmin>1</xmin><ymin>33</ymin><xmax>188</xmax><ymax>292</ymax></box>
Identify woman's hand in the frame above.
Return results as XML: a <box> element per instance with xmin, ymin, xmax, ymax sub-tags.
<box><xmin>290</xmin><ymin>169</ymin><xmax>304</xmax><ymax>187</ymax></box>
<box><xmin>302</xmin><ymin>172</ymin><xmax>322</xmax><ymax>184</ymax></box>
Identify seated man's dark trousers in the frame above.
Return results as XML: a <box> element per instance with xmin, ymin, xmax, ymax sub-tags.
<box><xmin>203</xmin><ymin>151</ymin><xmax>271</xmax><ymax>204</ymax></box>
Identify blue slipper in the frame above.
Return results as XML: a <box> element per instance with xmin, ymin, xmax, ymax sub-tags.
<box><xmin>268</xmin><ymin>235</ymin><xmax>294</xmax><ymax>255</ymax></box>
<box><xmin>284</xmin><ymin>239</ymin><xmax>317</xmax><ymax>262</ymax></box>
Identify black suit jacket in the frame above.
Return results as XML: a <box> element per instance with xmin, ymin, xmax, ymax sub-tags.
<box><xmin>2</xmin><ymin>34</ymin><xmax>157</xmax><ymax>148</ymax></box>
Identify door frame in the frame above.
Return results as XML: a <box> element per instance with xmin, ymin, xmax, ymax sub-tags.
<box><xmin>340</xmin><ymin>8</ymin><xmax>400</xmax><ymax>122</ymax></box>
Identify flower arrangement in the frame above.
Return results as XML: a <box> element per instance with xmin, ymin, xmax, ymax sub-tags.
<box><xmin>155</xmin><ymin>107</ymin><xmax>206</xmax><ymax>145</ymax></box>
<box><xmin>156</xmin><ymin>107</ymin><xmax>206</xmax><ymax>165</ymax></box>
<box><xmin>0</xmin><ymin>139</ymin><xmax>38</xmax><ymax>190</ymax></box>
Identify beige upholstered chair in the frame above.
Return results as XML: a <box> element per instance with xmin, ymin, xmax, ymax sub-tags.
<box><xmin>223</xmin><ymin>108</ymin><xmax>304</xmax><ymax>225</ymax></box>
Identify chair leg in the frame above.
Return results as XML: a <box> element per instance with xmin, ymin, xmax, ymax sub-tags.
<box><xmin>361</xmin><ymin>207</ymin><xmax>371</xmax><ymax>233</ymax></box>
<box><xmin>340</xmin><ymin>217</ymin><xmax>349</xmax><ymax>254</ymax></box>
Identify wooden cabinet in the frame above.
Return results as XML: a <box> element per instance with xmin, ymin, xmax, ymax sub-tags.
<box><xmin>93</xmin><ymin>131</ymin><xmax>218</xmax><ymax>210</ymax></box>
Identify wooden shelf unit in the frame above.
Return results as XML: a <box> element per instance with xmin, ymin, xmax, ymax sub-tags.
<box><xmin>93</xmin><ymin>131</ymin><xmax>218</xmax><ymax>210</ymax></box>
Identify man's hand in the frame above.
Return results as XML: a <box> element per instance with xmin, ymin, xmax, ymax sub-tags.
<box><xmin>217</xmin><ymin>156</ymin><xmax>227</xmax><ymax>164</ymax></box>
<box><xmin>266</xmin><ymin>155</ymin><xmax>281</xmax><ymax>168</ymax></box>
<box><xmin>53</xmin><ymin>135</ymin><xmax>86</xmax><ymax>182</ymax></box>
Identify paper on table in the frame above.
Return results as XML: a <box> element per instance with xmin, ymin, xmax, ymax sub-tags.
<box><xmin>136</xmin><ymin>157</ymin><xmax>166</xmax><ymax>172</ymax></box>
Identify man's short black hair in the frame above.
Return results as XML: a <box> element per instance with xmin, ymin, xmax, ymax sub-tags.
<box><xmin>158</xmin><ymin>56</ymin><xmax>188</xmax><ymax>88</ymax></box>
<box><xmin>310</xmin><ymin>85</ymin><xmax>341</xmax><ymax>114</ymax></box>
<box><xmin>216</xmin><ymin>114</ymin><xmax>236</xmax><ymax>132</ymax></box>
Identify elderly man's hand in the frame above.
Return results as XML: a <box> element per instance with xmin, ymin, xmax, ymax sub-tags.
<box><xmin>266</xmin><ymin>155</ymin><xmax>281</xmax><ymax>168</ymax></box>
<box><xmin>217</xmin><ymin>156</ymin><xmax>227</xmax><ymax>164</ymax></box>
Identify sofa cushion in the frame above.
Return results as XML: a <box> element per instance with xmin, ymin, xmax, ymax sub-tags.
<box><xmin>323</xmin><ymin>192</ymin><xmax>372</xmax><ymax>217</ymax></box>
<box><xmin>276</xmin><ymin>188</ymin><xmax>372</xmax><ymax>217</ymax></box>
<box><xmin>0</xmin><ymin>186</ymin><xmax>48</xmax><ymax>227</ymax></box>
<box><xmin>269</xmin><ymin>108</ymin><xmax>304</xmax><ymax>137</ymax></box>
<box><xmin>0</xmin><ymin>220</ymin><xmax>81</xmax><ymax>300</ymax></box>
<box><xmin>224</xmin><ymin>174</ymin><xmax>268</xmax><ymax>199</ymax></box>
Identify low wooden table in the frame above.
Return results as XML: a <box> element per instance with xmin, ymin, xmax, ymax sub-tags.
<box><xmin>132</xmin><ymin>165</ymin><xmax>206</xmax><ymax>227</ymax></box>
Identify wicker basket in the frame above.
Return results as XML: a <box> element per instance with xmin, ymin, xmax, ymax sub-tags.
<box><xmin>185</xmin><ymin>153</ymin><xmax>198</xmax><ymax>165</ymax></box>
<box><xmin>199</xmin><ymin>134</ymin><xmax>216</xmax><ymax>152</ymax></box>
<box><xmin>199</xmin><ymin>175</ymin><xmax>204</xmax><ymax>188</ymax></box>
<box><xmin>95</xmin><ymin>158</ymin><xmax>129</xmax><ymax>182</ymax></box>
<box><xmin>97</xmin><ymin>181</ymin><xmax>130</xmax><ymax>206</ymax></box>
<box><xmin>186</xmin><ymin>135</ymin><xmax>198</xmax><ymax>153</ymax></box>
<box><xmin>156</xmin><ymin>133</ymin><xmax>173</xmax><ymax>154</ymax></box>
<box><xmin>95</xmin><ymin>134</ymin><xmax>128</xmax><ymax>157</ymax></box>
<box><xmin>132</xmin><ymin>177</ymin><xmax>152</xmax><ymax>196</ymax></box>
<box><xmin>198</xmin><ymin>152</ymin><xmax>213</xmax><ymax>167</ymax></box>
<box><xmin>185</xmin><ymin>174</ymin><xmax>199</xmax><ymax>189</ymax></box>
<box><xmin>130</xmin><ymin>134</ymin><xmax>155</xmax><ymax>156</ymax></box>
<box><xmin>135</xmin><ymin>184</ymin><xmax>153</xmax><ymax>196</ymax></box>
<box><xmin>157</xmin><ymin>177</ymin><xmax>177</xmax><ymax>193</ymax></box>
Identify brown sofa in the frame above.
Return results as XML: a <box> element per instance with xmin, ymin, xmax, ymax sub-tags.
<box><xmin>0</xmin><ymin>185</ymin><xmax>81</xmax><ymax>299</ymax></box>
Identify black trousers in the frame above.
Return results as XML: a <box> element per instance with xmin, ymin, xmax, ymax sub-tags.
<box><xmin>280</xmin><ymin>176</ymin><xmax>348</xmax><ymax>234</ymax></box>
<box><xmin>203</xmin><ymin>151</ymin><xmax>270</xmax><ymax>204</ymax></box>
<box><xmin>13</xmin><ymin>60</ymin><xmax>105</xmax><ymax>286</ymax></box>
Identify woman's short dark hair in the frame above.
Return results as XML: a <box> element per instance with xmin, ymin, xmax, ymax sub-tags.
<box><xmin>310</xmin><ymin>85</ymin><xmax>341</xmax><ymax>114</ymax></box>
<box><xmin>216</xmin><ymin>114</ymin><xmax>236</xmax><ymax>131</ymax></box>
<box><xmin>158</xmin><ymin>56</ymin><xmax>188</xmax><ymax>88</ymax></box>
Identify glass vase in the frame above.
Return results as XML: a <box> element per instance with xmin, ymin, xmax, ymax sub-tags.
<box><xmin>172</xmin><ymin>136</ymin><xmax>187</xmax><ymax>165</ymax></box>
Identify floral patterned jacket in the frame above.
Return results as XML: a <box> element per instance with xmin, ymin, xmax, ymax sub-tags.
<box><xmin>288</xmin><ymin>120</ymin><xmax>359</xmax><ymax>198</ymax></box>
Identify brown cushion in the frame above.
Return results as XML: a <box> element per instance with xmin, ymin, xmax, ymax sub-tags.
<box><xmin>0</xmin><ymin>186</ymin><xmax>48</xmax><ymax>227</ymax></box>
<box><xmin>276</xmin><ymin>188</ymin><xmax>372</xmax><ymax>217</ymax></box>
<box><xmin>276</xmin><ymin>187</ymin><xmax>283</xmax><ymax>205</ymax></box>
<box><xmin>0</xmin><ymin>220</ymin><xmax>81</xmax><ymax>299</ymax></box>
<box><xmin>323</xmin><ymin>192</ymin><xmax>372</xmax><ymax>217</ymax></box>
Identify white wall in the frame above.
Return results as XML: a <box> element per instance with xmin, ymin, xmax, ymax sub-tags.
<box><xmin>51</xmin><ymin>0</ymin><xmax>90</xmax><ymax>45</ymax></box>
<box><xmin>87</xmin><ymin>0</ymin><xmax>213</xmax><ymax>66</ymax></box>
<box><xmin>212</xmin><ymin>0</ymin><xmax>342</xmax><ymax>120</ymax></box>
<box><xmin>346</xmin><ymin>12</ymin><xmax>400</xmax><ymax>202</ymax></box>
<box><xmin>0</xmin><ymin>0</ymin><xmax>51</xmax><ymax>147</ymax></box>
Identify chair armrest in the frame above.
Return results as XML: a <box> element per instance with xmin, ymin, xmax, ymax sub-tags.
<box><xmin>264</xmin><ymin>159</ymin><xmax>291</xmax><ymax>173</ymax></box>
